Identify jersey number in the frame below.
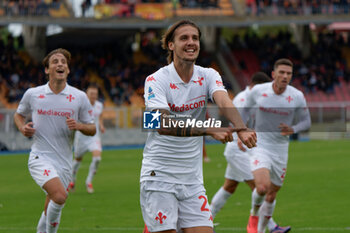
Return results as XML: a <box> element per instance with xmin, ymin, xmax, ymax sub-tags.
<box><xmin>198</xmin><ymin>195</ymin><xmax>209</xmax><ymax>212</ymax></box>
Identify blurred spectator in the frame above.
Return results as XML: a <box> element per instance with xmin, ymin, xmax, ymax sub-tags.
<box><xmin>1</xmin><ymin>0</ymin><xmax>67</xmax><ymax>17</ymax></box>
<box><xmin>4</xmin><ymin>27</ymin><xmax>349</xmax><ymax>108</ymax></box>
<box><xmin>81</xmin><ymin>0</ymin><xmax>92</xmax><ymax>17</ymax></box>
<box><xmin>245</xmin><ymin>0</ymin><xmax>350</xmax><ymax>15</ymax></box>
<box><xmin>228</xmin><ymin>30</ymin><xmax>350</xmax><ymax>94</ymax></box>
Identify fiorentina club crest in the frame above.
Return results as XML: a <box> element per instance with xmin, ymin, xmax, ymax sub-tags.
<box><xmin>286</xmin><ymin>96</ymin><xmax>293</xmax><ymax>103</ymax></box>
<box><xmin>66</xmin><ymin>94</ymin><xmax>75</xmax><ymax>102</ymax></box>
<box><xmin>155</xmin><ymin>212</ymin><xmax>167</xmax><ymax>224</ymax></box>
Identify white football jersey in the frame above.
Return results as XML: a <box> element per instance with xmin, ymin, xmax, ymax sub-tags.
<box><xmin>17</xmin><ymin>83</ymin><xmax>94</xmax><ymax>170</ymax></box>
<box><xmin>243</xmin><ymin>82</ymin><xmax>310</xmax><ymax>145</ymax></box>
<box><xmin>232</xmin><ymin>86</ymin><xmax>256</xmax><ymax>140</ymax></box>
<box><xmin>141</xmin><ymin>62</ymin><xmax>226</xmax><ymax>185</ymax></box>
<box><xmin>74</xmin><ymin>100</ymin><xmax>103</xmax><ymax>145</ymax></box>
<box><xmin>225</xmin><ymin>86</ymin><xmax>255</xmax><ymax>153</ymax></box>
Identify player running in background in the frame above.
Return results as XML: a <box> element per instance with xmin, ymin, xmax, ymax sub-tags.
<box><xmin>242</xmin><ymin>59</ymin><xmax>311</xmax><ymax>233</ymax></box>
<box><xmin>14</xmin><ymin>48</ymin><xmax>96</xmax><ymax>233</ymax></box>
<box><xmin>210</xmin><ymin>72</ymin><xmax>291</xmax><ymax>232</ymax></box>
<box><xmin>68</xmin><ymin>84</ymin><xmax>105</xmax><ymax>193</ymax></box>
<box><xmin>140</xmin><ymin>19</ymin><xmax>257</xmax><ymax>233</ymax></box>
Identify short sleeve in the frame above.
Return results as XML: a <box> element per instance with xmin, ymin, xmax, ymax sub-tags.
<box><xmin>206</xmin><ymin>68</ymin><xmax>227</xmax><ymax>101</ymax></box>
<box><xmin>243</xmin><ymin>85</ymin><xmax>258</xmax><ymax>108</ymax></box>
<box><xmin>297</xmin><ymin>92</ymin><xmax>308</xmax><ymax>109</ymax></box>
<box><xmin>144</xmin><ymin>75</ymin><xmax>170</xmax><ymax>111</ymax></box>
<box><xmin>233</xmin><ymin>91</ymin><xmax>250</xmax><ymax>115</ymax></box>
<box><xmin>16</xmin><ymin>88</ymin><xmax>33</xmax><ymax>116</ymax></box>
<box><xmin>233</xmin><ymin>92</ymin><xmax>245</xmax><ymax>108</ymax></box>
<box><xmin>78</xmin><ymin>93</ymin><xmax>94</xmax><ymax>124</ymax></box>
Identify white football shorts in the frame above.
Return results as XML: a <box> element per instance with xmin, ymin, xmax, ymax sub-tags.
<box><xmin>74</xmin><ymin>135</ymin><xmax>101</xmax><ymax>158</ymax></box>
<box><xmin>140</xmin><ymin>181</ymin><xmax>213</xmax><ymax>232</ymax></box>
<box><xmin>28</xmin><ymin>152</ymin><xmax>71</xmax><ymax>193</ymax></box>
<box><xmin>224</xmin><ymin>142</ymin><xmax>254</xmax><ymax>182</ymax></box>
<box><xmin>249</xmin><ymin>143</ymin><xmax>288</xmax><ymax>187</ymax></box>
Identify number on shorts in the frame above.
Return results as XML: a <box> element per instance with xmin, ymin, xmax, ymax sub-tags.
<box><xmin>198</xmin><ymin>195</ymin><xmax>209</xmax><ymax>212</ymax></box>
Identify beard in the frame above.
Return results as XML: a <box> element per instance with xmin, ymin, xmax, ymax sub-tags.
<box><xmin>176</xmin><ymin>53</ymin><xmax>198</xmax><ymax>64</ymax></box>
<box><xmin>183</xmin><ymin>57</ymin><xmax>197</xmax><ymax>63</ymax></box>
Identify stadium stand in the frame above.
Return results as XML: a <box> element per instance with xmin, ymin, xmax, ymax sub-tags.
<box><xmin>224</xmin><ymin>30</ymin><xmax>350</xmax><ymax>102</ymax></box>
<box><xmin>85</xmin><ymin>0</ymin><xmax>234</xmax><ymax>19</ymax></box>
<box><xmin>2</xmin><ymin>0</ymin><xmax>350</xmax><ymax>21</ymax></box>
<box><xmin>0</xmin><ymin>28</ymin><xmax>227</xmax><ymax>110</ymax></box>
<box><xmin>2</xmin><ymin>30</ymin><xmax>349</xmax><ymax>107</ymax></box>
<box><xmin>0</xmin><ymin>0</ymin><xmax>71</xmax><ymax>17</ymax></box>
<box><xmin>1</xmin><ymin>0</ymin><xmax>350</xmax><ymax>151</ymax></box>
<box><xmin>244</xmin><ymin>0</ymin><xmax>350</xmax><ymax>16</ymax></box>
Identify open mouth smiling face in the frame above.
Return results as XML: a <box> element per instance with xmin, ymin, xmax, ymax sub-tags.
<box><xmin>45</xmin><ymin>53</ymin><xmax>70</xmax><ymax>80</ymax></box>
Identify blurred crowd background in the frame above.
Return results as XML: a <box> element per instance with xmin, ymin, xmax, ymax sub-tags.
<box><xmin>0</xmin><ymin>0</ymin><xmax>349</xmax><ymax>150</ymax></box>
<box><xmin>0</xmin><ymin>0</ymin><xmax>350</xmax><ymax>119</ymax></box>
<box><xmin>1</xmin><ymin>26</ymin><xmax>350</xmax><ymax>108</ymax></box>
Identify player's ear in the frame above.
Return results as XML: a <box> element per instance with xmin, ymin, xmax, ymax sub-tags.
<box><xmin>168</xmin><ymin>41</ymin><xmax>174</xmax><ymax>51</ymax></box>
<box><xmin>45</xmin><ymin>67</ymin><xmax>49</xmax><ymax>75</ymax></box>
<box><xmin>271</xmin><ymin>70</ymin><xmax>275</xmax><ymax>79</ymax></box>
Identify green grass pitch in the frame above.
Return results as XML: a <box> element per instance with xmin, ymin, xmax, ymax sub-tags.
<box><xmin>0</xmin><ymin>140</ymin><xmax>349</xmax><ymax>232</ymax></box>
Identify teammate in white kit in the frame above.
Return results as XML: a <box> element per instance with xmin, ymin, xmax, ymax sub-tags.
<box><xmin>14</xmin><ymin>48</ymin><xmax>96</xmax><ymax>233</ymax></box>
<box><xmin>210</xmin><ymin>73</ymin><xmax>268</xmax><ymax>211</ymax></box>
<box><xmin>140</xmin><ymin>20</ymin><xmax>257</xmax><ymax>233</ymax></box>
<box><xmin>243</xmin><ymin>59</ymin><xmax>311</xmax><ymax>233</ymax></box>
<box><xmin>69</xmin><ymin>84</ymin><xmax>105</xmax><ymax>194</ymax></box>
<box><xmin>210</xmin><ymin>72</ymin><xmax>291</xmax><ymax>232</ymax></box>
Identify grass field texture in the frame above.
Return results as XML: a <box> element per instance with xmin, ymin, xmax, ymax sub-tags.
<box><xmin>0</xmin><ymin>140</ymin><xmax>349</xmax><ymax>232</ymax></box>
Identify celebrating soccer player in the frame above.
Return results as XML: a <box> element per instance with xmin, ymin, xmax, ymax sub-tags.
<box><xmin>14</xmin><ymin>48</ymin><xmax>96</xmax><ymax>233</ymax></box>
<box><xmin>242</xmin><ymin>59</ymin><xmax>311</xmax><ymax>233</ymax></box>
<box><xmin>140</xmin><ymin>19</ymin><xmax>257</xmax><ymax>233</ymax></box>
<box><xmin>210</xmin><ymin>72</ymin><xmax>291</xmax><ymax>232</ymax></box>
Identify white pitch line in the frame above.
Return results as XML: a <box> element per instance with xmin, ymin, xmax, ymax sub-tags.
<box><xmin>0</xmin><ymin>226</ymin><xmax>349</xmax><ymax>231</ymax></box>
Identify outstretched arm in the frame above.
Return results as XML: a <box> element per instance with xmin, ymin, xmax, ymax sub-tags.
<box><xmin>212</xmin><ymin>91</ymin><xmax>247</xmax><ymax>128</ymax></box>
<box><xmin>156</xmin><ymin>109</ymin><xmax>244</xmax><ymax>143</ymax></box>
<box><xmin>212</xmin><ymin>91</ymin><xmax>257</xmax><ymax>148</ymax></box>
